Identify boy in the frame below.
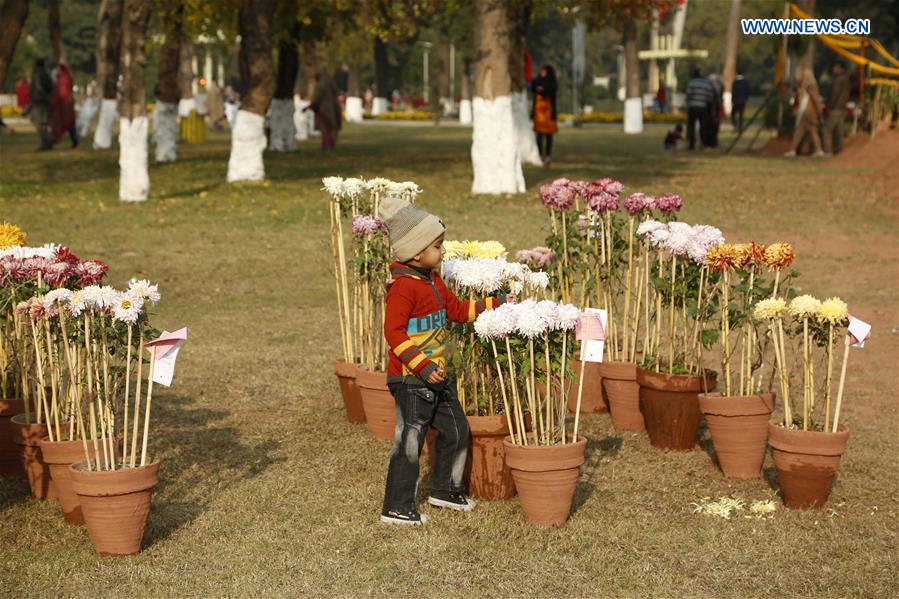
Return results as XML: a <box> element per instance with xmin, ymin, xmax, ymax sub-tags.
<box><xmin>378</xmin><ymin>194</ymin><xmax>507</xmax><ymax>525</ymax></box>
<box><xmin>664</xmin><ymin>123</ymin><xmax>683</xmax><ymax>150</ymax></box>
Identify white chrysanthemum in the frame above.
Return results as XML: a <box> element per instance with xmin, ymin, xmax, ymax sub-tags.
<box><xmin>474</xmin><ymin>310</ymin><xmax>499</xmax><ymax>340</ymax></box>
<box><xmin>526</xmin><ymin>271</ymin><xmax>549</xmax><ymax>291</ymax></box>
<box><xmin>649</xmin><ymin>225</ymin><xmax>670</xmax><ymax>248</ymax></box>
<box><xmin>321</xmin><ymin>176</ymin><xmax>345</xmax><ymax>197</ymax></box>
<box><xmin>0</xmin><ymin>243</ymin><xmax>60</xmax><ymax>260</ymax></box>
<box><xmin>342</xmin><ymin>177</ymin><xmax>366</xmax><ymax>199</ymax></box>
<box><xmin>365</xmin><ymin>177</ymin><xmax>391</xmax><ymax>191</ymax></box>
<box><xmin>558</xmin><ymin>304</ymin><xmax>581</xmax><ymax>331</ymax></box>
<box><xmin>128</xmin><ymin>279</ymin><xmax>161</xmax><ymax>306</ymax></box>
<box><xmin>535</xmin><ymin>300</ymin><xmax>562</xmax><ymax>330</ymax></box>
<box><xmin>79</xmin><ymin>285</ymin><xmax>104</xmax><ymax>310</ymax></box>
<box><xmin>789</xmin><ymin>294</ymin><xmax>822</xmax><ymax>319</ymax></box>
<box><xmin>636</xmin><ymin>219</ymin><xmax>666</xmax><ymax>239</ymax></box>
<box><xmin>513</xmin><ymin>300</ymin><xmax>548</xmax><ymax>338</ymax></box>
<box><xmin>112</xmin><ymin>291</ymin><xmax>144</xmax><ymax>325</ymax></box>
<box><xmin>97</xmin><ymin>285</ymin><xmax>118</xmax><ymax>309</ymax></box>
<box><xmin>386</xmin><ymin>181</ymin><xmax>407</xmax><ymax>198</ymax></box>
<box><xmin>508</xmin><ymin>279</ymin><xmax>524</xmax><ymax>295</ymax></box>
<box><xmin>753</xmin><ymin>298</ymin><xmax>786</xmax><ymax>321</ymax></box>
<box><xmin>664</xmin><ymin>221</ymin><xmax>694</xmax><ymax>256</ymax></box>
<box><xmin>400</xmin><ymin>181</ymin><xmax>421</xmax><ymax>195</ymax></box>
<box><xmin>43</xmin><ymin>288</ymin><xmax>73</xmax><ymax>311</ymax></box>
<box><xmin>67</xmin><ymin>290</ymin><xmax>86</xmax><ymax>316</ymax></box>
<box><xmin>492</xmin><ymin>303</ymin><xmax>518</xmax><ymax>337</ymax></box>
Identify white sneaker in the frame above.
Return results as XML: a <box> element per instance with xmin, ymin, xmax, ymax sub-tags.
<box><xmin>428</xmin><ymin>492</ymin><xmax>476</xmax><ymax>512</ymax></box>
<box><xmin>783</xmin><ymin>150</ymin><xmax>796</xmax><ymax>157</ymax></box>
<box><xmin>380</xmin><ymin>509</ymin><xmax>429</xmax><ymax>525</ymax></box>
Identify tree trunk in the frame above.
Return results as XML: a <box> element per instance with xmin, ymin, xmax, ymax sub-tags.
<box><xmin>228</xmin><ymin>0</ymin><xmax>275</xmax><ymax>183</ymax></box>
<box><xmin>623</xmin><ymin>17</ymin><xmax>643</xmax><ymax>134</ymax></box>
<box><xmin>459</xmin><ymin>57</ymin><xmax>472</xmax><ymax>124</ymax></box>
<box><xmin>471</xmin><ymin>0</ymin><xmax>525</xmax><ymax>194</ymax></box>
<box><xmin>177</xmin><ymin>39</ymin><xmax>195</xmax><ymax>115</ymax></box>
<box><xmin>153</xmin><ymin>3</ymin><xmax>181</xmax><ymax>163</ymax></box>
<box><xmin>372</xmin><ymin>37</ymin><xmax>389</xmax><ymax>115</ymax></box>
<box><xmin>270</xmin><ymin>37</ymin><xmax>298</xmax><ymax>151</ymax></box>
<box><xmin>722</xmin><ymin>0</ymin><xmax>742</xmax><ymax>115</ymax></box>
<box><xmin>118</xmin><ymin>0</ymin><xmax>151</xmax><ymax>201</ymax></box>
<box><xmin>345</xmin><ymin>62</ymin><xmax>363</xmax><ymax>123</ymax></box>
<box><xmin>0</xmin><ymin>0</ymin><xmax>29</xmax><ymax>90</ymax></box>
<box><xmin>47</xmin><ymin>0</ymin><xmax>65</xmax><ymax>65</ymax></box>
<box><xmin>798</xmin><ymin>0</ymin><xmax>815</xmax><ymax>71</ymax></box>
<box><xmin>93</xmin><ymin>0</ymin><xmax>123</xmax><ymax>149</ymax></box>
<box><xmin>507</xmin><ymin>2</ymin><xmax>540</xmax><ymax>166</ymax></box>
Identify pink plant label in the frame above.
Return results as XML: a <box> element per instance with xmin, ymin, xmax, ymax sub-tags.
<box><xmin>145</xmin><ymin>327</ymin><xmax>189</xmax><ymax>387</ymax></box>
<box><xmin>578</xmin><ymin>308</ymin><xmax>607</xmax><ymax>363</ymax></box>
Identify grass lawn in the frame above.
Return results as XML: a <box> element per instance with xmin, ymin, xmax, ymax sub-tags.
<box><xmin>0</xmin><ymin>123</ymin><xmax>897</xmax><ymax>597</ymax></box>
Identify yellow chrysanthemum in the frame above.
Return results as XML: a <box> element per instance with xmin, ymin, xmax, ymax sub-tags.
<box><xmin>817</xmin><ymin>297</ymin><xmax>849</xmax><ymax>325</ymax></box>
<box><xmin>732</xmin><ymin>243</ymin><xmax>752</xmax><ymax>268</ymax></box>
<box><xmin>444</xmin><ymin>239</ymin><xmax>507</xmax><ymax>260</ymax></box>
<box><xmin>0</xmin><ymin>222</ymin><xmax>27</xmax><ymax>250</ymax></box>
<box><xmin>764</xmin><ymin>242</ymin><xmax>795</xmax><ymax>270</ymax></box>
<box><xmin>475</xmin><ymin>240</ymin><xmax>507</xmax><ymax>259</ymax></box>
<box><xmin>789</xmin><ymin>294</ymin><xmax>821</xmax><ymax>319</ymax></box>
<box><xmin>443</xmin><ymin>240</ymin><xmax>465</xmax><ymax>260</ymax></box>
<box><xmin>753</xmin><ymin>297</ymin><xmax>786</xmax><ymax>321</ymax></box>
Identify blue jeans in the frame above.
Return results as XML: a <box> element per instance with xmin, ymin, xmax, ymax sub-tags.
<box><xmin>382</xmin><ymin>381</ymin><xmax>470</xmax><ymax>513</ymax></box>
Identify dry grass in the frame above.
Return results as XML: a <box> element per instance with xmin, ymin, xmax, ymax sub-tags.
<box><xmin>0</xmin><ymin>124</ymin><xmax>897</xmax><ymax>597</ymax></box>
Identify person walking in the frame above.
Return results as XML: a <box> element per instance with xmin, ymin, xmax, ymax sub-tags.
<box><xmin>731</xmin><ymin>70</ymin><xmax>750</xmax><ymax>131</ymax></box>
<box><xmin>822</xmin><ymin>62</ymin><xmax>850</xmax><ymax>155</ymax></box>
<box><xmin>685</xmin><ymin>68</ymin><xmax>716</xmax><ymax>150</ymax></box>
<box><xmin>531</xmin><ymin>65</ymin><xmax>558</xmax><ymax>166</ymax></box>
<box><xmin>305</xmin><ymin>70</ymin><xmax>342</xmax><ymax>151</ymax></box>
<box><xmin>50</xmin><ymin>63</ymin><xmax>78</xmax><ymax>148</ymax></box>
<box><xmin>785</xmin><ymin>68</ymin><xmax>824</xmax><ymax>157</ymax></box>
<box><xmin>30</xmin><ymin>59</ymin><xmax>55</xmax><ymax>151</ymax></box>
<box><xmin>15</xmin><ymin>72</ymin><xmax>30</xmax><ymax>116</ymax></box>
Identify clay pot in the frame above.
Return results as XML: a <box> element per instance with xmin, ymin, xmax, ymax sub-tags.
<box><xmin>38</xmin><ymin>437</ymin><xmax>101</xmax><ymax>525</ymax></box>
<box><xmin>356</xmin><ymin>370</ymin><xmax>395</xmax><ymax>442</ymax></box>
<box><xmin>70</xmin><ymin>460</ymin><xmax>161</xmax><ymax>556</ymax></box>
<box><xmin>566</xmin><ymin>358</ymin><xmax>607</xmax><ymax>414</ymax></box>
<box><xmin>768</xmin><ymin>423</ymin><xmax>849</xmax><ymax>509</ymax></box>
<box><xmin>10</xmin><ymin>414</ymin><xmax>56</xmax><ymax>499</ymax></box>
<box><xmin>699</xmin><ymin>393</ymin><xmax>775</xmax><ymax>479</ymax></box>
<box><xmin>598</xmin><ymin>362</ymin><xmax>644</xmax><ymax>432</ymax></box>
<box><xmin>426</xmin><ymin>414</ymin><xmax>532</xmax><ymax>501</ymax></box>
<box><xmin>637</xmin><ymin>368</ymin><xmax>717</xmax><ymax>451</ymax></box>
<box><xmin>333</xmin><ymin>360</ymin><xmax>366</xmax><ymax>424</ymax></box>
<box><xmin>503</xmin><ymin>436</ymin><xmax>587</xmax><ymax>527</ymax></box>
<box><xmin>0</xmin><ymin>399</ymin><xmax>25</xmax><ymax>477</ymax></box>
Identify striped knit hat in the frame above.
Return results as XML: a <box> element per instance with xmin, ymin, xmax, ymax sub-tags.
<box><xmin>380</xmin><ymin>194</ymin><xmax>445</xmax><ymax>262</ymax></box>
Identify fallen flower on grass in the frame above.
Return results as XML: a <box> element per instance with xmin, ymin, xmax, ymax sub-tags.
<box><xmin>691</xmin><ymin>497</ymin><xmax>778</xmax><ymax>520</ymax></box>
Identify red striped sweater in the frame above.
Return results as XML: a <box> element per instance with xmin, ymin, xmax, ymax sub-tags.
<box><xmin>384</xmin><ymin>261</ymin><xmax>504</xmax><ymax>384</ymax></box>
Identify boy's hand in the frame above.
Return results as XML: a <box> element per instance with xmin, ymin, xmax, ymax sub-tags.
<box><xmin>427</xmin><ymin>368</ymin><xmax>446</xmax><ymax>385</ymax></box>
<box><xmin>506</xmin><ymin>294</ymin><xmax>517</xmax><ymax>304</ymax></box>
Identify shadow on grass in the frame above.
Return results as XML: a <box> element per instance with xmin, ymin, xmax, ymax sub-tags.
<box><xmin>572</xmin><ymin>435</ymin><xmax>623</xmax><ymax>514</ymax></box>
<box><xmin>142</xmin><ymin>394</ymin><xmax>284</xmax><ymax>549</ymax></box>
<box><xmin>0</xmin><ymin>476</ymin><xmax>31</xmax><ymax>511</ymax></box>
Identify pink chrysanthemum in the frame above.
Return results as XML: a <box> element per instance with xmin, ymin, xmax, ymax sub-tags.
<box><xmin>73</xmin><ymin>260</ymin><xmax>108</xmax><ymax>286</ymax></box>
<box><xmin>656</xmin><ymin>193</ymin><xmax>683</xmax><ymax>214</ymax></box>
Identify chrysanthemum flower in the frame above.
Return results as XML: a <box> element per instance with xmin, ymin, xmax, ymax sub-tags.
<box><xmin>753</xmin><ymin>297</ymin><xmax>786</xmax><ymax>321</ymax></box>
<box><xmin>342</xmin><ymin>178</ymin><xmax>366</xmax><ymax>199</ymax></box>
<box><xmin>764</xmin><ymin>242</ymin><xmax>795</xmax><ymax>270</ymax></box>
<box><xmin>513</xmin><ymin>300</ymin><xmax>548</xmax><ymax>338</ymax></box>
<box><xmin>664</xmin><ymin>221</ymin><xmax>694</xmax><ymax>256</ymax></box>
<box><xmin>43</xmin><ymin>288</ymin><xmax>73</xmax><ymax>312</ymax></box>
<box><xmin>732</xmin><ymin>243</ymin><xmax>752</xmax><ymax>268</ymax></box>
<box><xmin>535</xmin><ymin>300</ymin><xmax>562</xmax><ymax>330</ymax></box>
<box><xmin>128</xmin><ymin>279</ymin><xmax>161</xmax><ymax>306</ymax></box>
<box><xmin>637</xmin><ymin>219</ymin><xmax>666</xmax><ymax>239</ymax></box>
<box><xmin>817</xmin><ymin>297</ymin><xmax>849</xmax><ymax>325</ymax></box>
<box><xmin>42</xmin><ymin>261</ymin><xmax>72</xmax><ymax>288</ymax></box>
<box><xmin>539</xmin><ymin>179</ymin><xmax>576</xmax><ymax>211</ymax></box>
<box><xmin>656</xmin><ymin>194</ymin><xmax>683</xmax><ymax>214</ymax></box>
<box><xmin>0</xmin><ymin>223</ymin><xmax>26</xmax><ymax>250</ymax></box>
<box><xmin>749</xmin><ymin>242</ymin><xmax>766</xmax><ymax>266</ymax></box>
<box><xmin>351</xmin><ymin>214</ymin><xmax>385</xmax><ymax>237</ymax></box>
<box><xmin>557</xmin><ymin>303</ymin><xmax>581</xmax><ymax>331</ymax></box>
<box><xmin>623</xmin><ymin>192</ymin><xmax>651</xmax><ymax>215</ymax></box>
<box><xmin>365</xmin><ymin>177</ymin><xmax>391</xmax><ymax>192</ymax></box>
<box><xmin>789</xmin><ymin>294</ymin><xmax>822</xmax><ymax>319</ymax></box>
<box><xmin>321</xmin><ymin>176</ymin><xmax>345</xmax><ymax>197</ymax></box>
<box><xmin>112</xmin><ymin>291</ymin><xmax>145</xmax><ymax>325</ymax></box>
<box><xmin>704</xmin><ymin>244</ymin><xmax>742</xmax><ymax>271</ymax></box>
<box><xmin>73</xmin><ymin>260</ymin><xmax>108</xmax><ymax>286</ymax></box>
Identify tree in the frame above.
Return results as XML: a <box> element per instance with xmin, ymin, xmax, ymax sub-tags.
<box><xmin>0</xmin><ymin>0</ymin><xmax>29</xmax><ymax>90</ymax></box>
<box><xmin>118</xmin><ymin>0</ymin><xmax>152</xmax><ymax>201</ymax></box>
<box><xmin>722</xmin><ymin>0</ymin><xmax>742</xmax><ymax>115</ymax></box>
<box><xmin>227</xmin><ymin>0</ymin><xmax>276</xmax><ymax>183</ymax></box>
<box><xmin>470</xmin><ymin>0</ymin><xmax>526</xmax><ymax>194</ymax></box>
<box><xmin>153</xmin><ymin>2</ymin><xmax>182</xmax><ymax>163</ymax></box>
<box><xmin>269</xmin><ymin>2</ymin><xmax>299</xmax><ymax>153</ymax></box>
<box><xmin>93</xmin><ymin>0</ymin><xmax>123</xmax><ymax>150</ymax></box>
<box><xmin>48</xmin><ymin>0</ymin><xmax>65</xmax><ymax>64</ymax></box>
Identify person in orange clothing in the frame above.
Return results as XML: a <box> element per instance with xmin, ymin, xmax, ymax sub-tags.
<box><xmin>378</xmin><ymin>193</ymin><xmax>509</xmax><ymax>525</ymax></box>
<box><xmin>531</xmin><ymin>65</ymin><xmax>558</xmax><ymax>166</ymax></box>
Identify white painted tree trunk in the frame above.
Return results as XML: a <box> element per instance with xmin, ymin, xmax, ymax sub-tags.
<box><xmin>471</xmin><ymin>95</ymin><xmax>525</xmax><ymax>195</ymax></box>
<box><xmin>459</xmin><ymin>99</ymin><xmax>472</xmax><ymax>125</ymax></box>
<box><xmin>512</xmin><ymin>90</ymin><xmax>542</xmax><ymax>166</ymax></box>
<box><xmin>119</xmin><ymin>117</ymin><xmax>149</xmax><ymax>202</ymax></box>
<box><xmin>93</xmin><ymin>99</ymin><xmax>118</xmax><ymax>149</ymax></box>
<box><xmin>227</xmin><ymin>110</ymin><xmax>266</xmax><ymax>183</ymax></box>
<box><xmin>152</xmin><ymin>101</ymin><xmax>178</xmax><ymax>163</ymax></box>
<box><xmin>372</xmin><ymin>97</ymin><xmax>388</xmax><ymax>116</ymax></box>
<box><xmin>225</xmin><ymin>103</ymin><xmax>238</xmax><ymax>128</ymax></box>
<box><xmin>195</xmin><ymin>92</ymin><xmax>208</xmax><ymax>115</ymax></box>
<box><xmin>723</xmin><ymin>91</ymin><xmax>733</xmax><ymax>117</ymax></box>
<box><xmin>178</xmin><ymin>97</ymin><xmax>196</xmax><ymax>116</ymax></box>
<box><xmin>624</xmin><ymin>98</ymin><xmax>643</xmax><ymax>134</ymax></box>
<box><xmin>77</xmin><ymin>97</ymin><xmax>99</xmax><ymax>138</ymax></box>
<box><xmin>268</xmin><ymin>98</ymin><xmax>297</xmax><ymax>152</ymax></box>
<box><xmin>345</xmin><ymin>96</ymin><xmax>363</xmax><ymax>122</ymax></box>
<box><xmin>294</xmin><ymin>96</ymin><xmax>310</xmax><ymax>140</ymax></box>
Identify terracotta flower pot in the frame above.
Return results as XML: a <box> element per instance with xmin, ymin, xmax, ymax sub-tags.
<box><xmin>598</xmin><ymin>362</ymin><xmax>644</xmax><ymax>432</ymax></box>
<box><xmin>333</xmin><ymin>360</ymin><xmax>366</xmax><ymax>424</ymax></box>
<box><xmin>426</xmin><ymin>414</ymin><xmax>533</xmax><ymax>501</ymax></box>
<box><xmin>70</xmin><ymin>460</ymin><xmax>161</xmax><ymax>556</ymax></box>
<box><xmin>38</xmin><ymin>437</ymin><xmax>101</xmax><ymax>525</ymax></box>
<box><xmin>637</xmin><ymin>368</ymin><xmax>718</xmax><ymax>451</ymax></box>
<box><xmin>768</xmin><ymin>423</ymin><xmax>849</xmax><ymax>509</ymax></box>
<box><xmin>566</xmin><ymin>358</ymin><xmax>607</xmax><ymax>414</ymax></box>
<box><xmin>10</xmin><ymin>414</ymin><xmax>56</xmax><ymax>499</ymax></box>
<box><xmin>503</xmin><ymin>436</ymin><xmax>587</xmax><ymax>527</ymax></box>
<box><xmin>0</xmin><ymin>399</ymin><xmax>25</xmax><ymax>477</ymax></box>
<box><xmin>356</xmin><ymin>370</ymin><xmax>396</xmax><ymax>442</ymax></box>
<box><xmin>699</xmin><ymin>393</ymin><xmax>775</xmax><ymax>479</ymax></box>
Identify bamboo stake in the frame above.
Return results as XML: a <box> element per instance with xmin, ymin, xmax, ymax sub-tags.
<box><xmin>89</xmin><ymin>402</ymin><xmax>101</xmax><ymax>471</ymax></box>
<box><xmin>802</xmin><ymin>317</ymin><xmax>809</xmax><ymax>430</ymax></box>
<box><xmin>571</xmin><ymin>345</ymin><xmax>587</xmax><ymax>443</ymax></box>
<box><xmin>129</xmin><ymin>333</ymin><xmax>145</xmax><ymax>466</ymax></box>
<box><xmin>543</xmin><ymin>333</ymin><xmax>552</xmax><ymax>441</ymax></box>
<box><xmin>831</xmin><ymin>333</ymin><xmax>851</xmax><ymax>433</ymax></box>
<box><xmin>560</xmin><ymin>332</ymin><xmax>568</xmax><ymax>445</ymax></box>
<box><xmin>140</xmin><ymin>353</ymin><xmax>156</xmax><ymax>467</ymax></box>
<box><xmin>528</xmin><ymin>338</ymin><xmax>542</xmax><ymax>444</ymax></box>
<box><xmin>722</xmin><ymin>269</ymin><xmax>731</xmax><ymax>396</ymax></box>
<box><xmin>622</xmin><ymin>216</ymin><xmax>635</xmax><ymax>359</ymax></box>
<box><xmin>505</xmin><ymin>337</ymin><xmax>526</xmax><ymax>445</ymax></box>
<box><xmin>667</xmin><ymin>255</ymin><xmax>676</xmax><ymax>373</ymax></box>
<box><xmin>122</xmin><ymin>325</ymin><xmax>133</xmax><ymax>465</ymax></box>
<box><xmin>490</xmin><ymin>339</ymin><xmax>516</xmax><ymax>443</ymax></box>
<box><xmin>824</xmin><ymin>323</ymin><xmax>834</xmax><ymax>431</ymax></box>
<box><xmin>30</xmin><ymin>325</ymin><xmax>54</xmax><ymax>441</ymax></box>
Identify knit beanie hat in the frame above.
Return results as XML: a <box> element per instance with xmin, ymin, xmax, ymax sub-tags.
<box><xmin>380</xmin><ymin>194</ymin><xmax>445</xmax><ymax>262</ymax></box>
